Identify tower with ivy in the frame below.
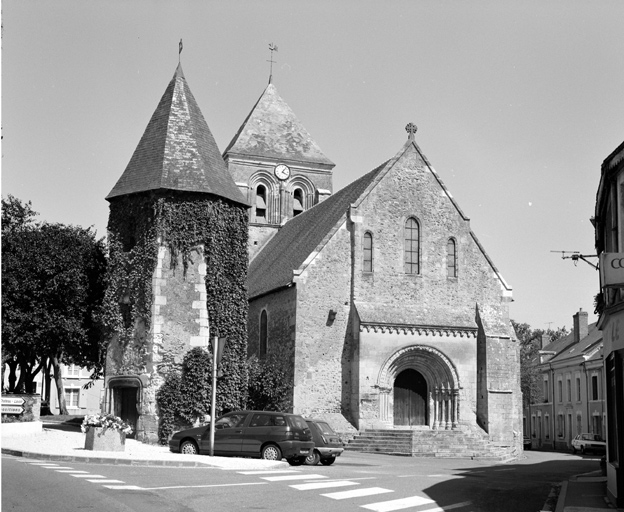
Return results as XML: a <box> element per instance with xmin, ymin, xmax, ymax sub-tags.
<box><xmin>103</xmin><ymin>64</ymin><xmax>249</xmax><ymax>443</ymax></box>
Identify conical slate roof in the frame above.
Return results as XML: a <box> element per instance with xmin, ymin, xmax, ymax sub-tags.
<box><xmin>107</xmin><ymin>64</ymin><xmax>247</xmax><ymax>206</ymax></box>
<box><xmin>223</xmin><ymin>83</ymin><xmax>334</xmax><ymax>167</ymax></box>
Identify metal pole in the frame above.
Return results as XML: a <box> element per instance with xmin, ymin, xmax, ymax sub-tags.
<box><xmin>209</xmin><ymin>335</ymin><xmax>218</xmax><ymax>457</ymax></box>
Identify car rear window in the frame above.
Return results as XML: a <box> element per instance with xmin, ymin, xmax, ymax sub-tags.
<box><xmin>288</xmin><ymin>416</ymin><xmax>309</xmax><ymax>431</ymax></box>
<box><xmin>314</xmin><ymin>421</ymin><xmax>335</xmax><ymax>435</ymax></box>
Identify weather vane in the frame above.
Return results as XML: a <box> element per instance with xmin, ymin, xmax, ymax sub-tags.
<box><xmin>267</xmin><ymin>43</ymin><xmax>278</xmax><ymax>84</ymax></box>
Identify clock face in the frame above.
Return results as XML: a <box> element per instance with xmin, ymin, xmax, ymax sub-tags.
<box><xmin>274</xmin><ymin>164</ymin><xmax>291</xmax><ymax>180</ymax></box>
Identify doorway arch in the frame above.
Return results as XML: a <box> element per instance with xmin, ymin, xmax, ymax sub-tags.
<box><xmin>378</xmin><ymin>345</ymin><xmax>460</xmax><ymax>429</ymax></box>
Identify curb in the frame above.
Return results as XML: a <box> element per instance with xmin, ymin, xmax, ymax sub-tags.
<box><xmin>1</xmin><ymin>447</ymin><xmax>218</xmax><ymax>467</ymax></box>
<box><xmin>554</xmin><ymin>481</ymin><xmax>567</xmax><ymax>512</ymax></box>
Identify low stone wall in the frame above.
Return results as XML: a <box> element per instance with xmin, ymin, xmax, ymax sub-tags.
<box><xmin>2</xmin><ymin>394</ymin><xmax>42</xmax><ymax>422</ymax></box>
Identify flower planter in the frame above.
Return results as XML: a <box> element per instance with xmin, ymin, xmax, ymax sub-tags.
<box><xmin>84</xmin><ymin>427</ymin><xmax>126</xmax><ymax>452</ymax></box>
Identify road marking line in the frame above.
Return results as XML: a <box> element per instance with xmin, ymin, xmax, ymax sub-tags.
<box><xmin>322</xmin><ymin>487</ymin><xmax>394</xmax><ymax>500</ymax></box>
<box><xmin>416</xmin><ymin>501</ymin><xmax>472</xmax><ymax>512</ymax></box>
<box><xmin>262</xmin><ymin>474</ymin><xmax>327</xmax><ymax>481</ymax></box>
<box><xmin>291</xmin><ymin>480</ymin><xmax>360</xmax><ymax>491</ymax></box>
<box><xmin>71</xmin><ymin>474</ymin><xmax>106</xmax><ymax>478</ymax></box>
<box><xmin>43</xmin><ymin>466</ymin><xmax>74</xmax><ymax>470</ymax></box>
<box><xmin>103</xmin><ymin>485</ymin><xmax>144</xmax><ymax>490</ymax></box>
<box><xmin>27</xmin><ymin>462</ymin><xmax>60</xmax><ymax>465</ymax></box>
<box><xmin>89</xmin><ymin>480</ymin><xmax>124</xmax><ymax>484</ymax></box>
<box><xmin>135</xmin><ymin>483</ymin><xmax>267</xmax><ymax>491</ymax></box>
<box><xmin>55</xmin><ymin>470</ymin><xmax>89</xmax><ymax>473</ymax></box>
<box><xmin>237</xmin><ymin>470</ymin><xmax>299</xmax><ymax>475</ymax></box>
<box><xmin>361</xmin><ymin>495</ymin><xmax>434</xmax><ymax>511</ymax></box>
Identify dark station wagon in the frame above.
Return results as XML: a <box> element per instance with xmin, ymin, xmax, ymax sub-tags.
<box><xmin>304</xmin><ymin>419</ymin><xmax>344</xmax><ymax>466</ymax></box>
<box><xmin>169</xmin><ymin>410</ymin><xmax>314</xmax><ymax>465</ymax></box>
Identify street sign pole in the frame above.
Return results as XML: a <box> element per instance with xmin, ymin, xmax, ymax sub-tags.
<box><xmin>209</xmin><ymin>335</ymin><xmax>218</xmax><ymax>457</ymax></box>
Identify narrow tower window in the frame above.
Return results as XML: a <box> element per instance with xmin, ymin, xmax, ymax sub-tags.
<box><xmin>404</xmin><ymin>218</ymin><xmax>420</xmax><ymax>274</ymax></box>
<box><xmin>255</xmin><ymin>185</ymin><xmax>267</xmax><ymax>222</ymax></box>
<box><xmin>447</xmin><ymin>238</ymin><xmax>457</xmax><ymax>278</ymax></box>
<box><xmin>259</xmin><ymin>310</ymin><xmax>267</xmax><ymax>357</ymax></box>
<box><xmin>293</xmin><ymin>188</ymin><xmax>304</xmax><ymax>217</ymax></box>
<box><xmin>363</xmin><ymin>232</ymin><xmax>373</xmax><ymax>272</ymax></box>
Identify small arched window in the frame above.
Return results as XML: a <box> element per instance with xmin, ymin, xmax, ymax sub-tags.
<box><xmin>363</xmin><ymin>232</ymin><xmax>373</xmax><ymax>272</ymax></box>
<box><xmin>447</xmin><ymin>238</ymin><xmax>457</xmax><ymax>278</ymax></box>
<box><xmin>259</xmin><ymin>310</ymin><xmax>267</xmax><ymax>357</ymax></box>
<box><xmin>404</xmin><ymin>218</ymin><xmax>420</xmax><ymax>274</ymax></box>
<box><xmin>255</xmin><ymin>185</ymin><xmax>267</xmax><ymax>222</ymax></box>
<box><xmin>293</xmin><ymin>188</ymin><xmax>304</xmax><ymax>217</ymax></box>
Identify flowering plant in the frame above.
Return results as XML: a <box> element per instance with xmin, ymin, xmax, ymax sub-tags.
<box><xmin>81</xmin><ymin>413</ymin><xmax>133</xmax><ymax>435</ymax></box>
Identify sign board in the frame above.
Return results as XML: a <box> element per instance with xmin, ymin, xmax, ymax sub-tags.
<box><xmin>1</xmin><ymin>397</ymin><xmax>25</xmax><ymax>415</ymax></box>
<box><xmin>600</xmin><ymin>253</ymin><xmax>624</xmax><ymax>288</ymax></box>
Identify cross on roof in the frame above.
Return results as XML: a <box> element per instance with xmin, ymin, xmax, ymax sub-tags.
<box><xmin>405</xmin><ymin>123</ymin><xmax>418</xmax><ymax>140</ymax></box>
<box><xmin>267</xmin><ymin>43</ymin><xmax>278</xmax><ymax>84</ymax></box>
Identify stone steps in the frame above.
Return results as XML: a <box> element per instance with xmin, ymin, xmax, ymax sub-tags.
<box><xmin>346</xmin><ymin>428</ymin><xmax>513</xmax><ymax>460</ymax></box>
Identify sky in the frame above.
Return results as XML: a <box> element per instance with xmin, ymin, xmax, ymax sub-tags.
<box><xmin>3</xmin><ymin>1</ymin><xmax>623</xmax><ymax>332</ymax></box>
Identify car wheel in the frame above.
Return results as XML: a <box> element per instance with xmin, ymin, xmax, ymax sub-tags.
<box><xmin>320</xmin><ymin>456</ymin><xmax>336</xmax><ymax>466</ymax></box>
<box><xmin>180</xmin><ymin>440</ymin><xmax>198</xmax><ymax>455</ymax></box>
<box><xmin>305</xmin><ymin>450</ymin><xmax>321</xmax><ymax>466</ymax></box>
<box><xmin>261</xmin><ymin>444</ymin><xmax>282</xmax><ymax>461</ymax></box>
<box><xmin>287</xmin><ymin>457</ymin><xmax>305</xmax><ymax>466</ymax></box>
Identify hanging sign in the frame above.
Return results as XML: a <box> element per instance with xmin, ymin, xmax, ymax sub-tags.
<box><xmin>600</xmin><ymin>253</ymin><xmax>624</xmax><ymax>288</ymax></box>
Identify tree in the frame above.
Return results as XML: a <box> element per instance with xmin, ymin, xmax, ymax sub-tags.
<box><xmin>246</xmin><ymin>354</ymin><xmax>293</xmax><ymax>412</ymax></box>
<box><xmin>2</xmin><ymin>196</ymin><xmax>107</xmax><ymax>414</ymax></box>
<box><xmin>512</xmin><ymin>319</ymin><xmax>569</xmax><ymax>407</ymax></box>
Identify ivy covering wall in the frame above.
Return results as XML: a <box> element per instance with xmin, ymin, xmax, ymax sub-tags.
<box><xmin>104</xmin><ymin>191</ymin><xmax>249</xmax><ymax>438</ymax></box>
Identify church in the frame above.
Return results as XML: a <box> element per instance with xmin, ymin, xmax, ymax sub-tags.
<box><xmin>103</xmin><ymin>60</ymin><xmax>522</xmax><ymax>457</ymax></box>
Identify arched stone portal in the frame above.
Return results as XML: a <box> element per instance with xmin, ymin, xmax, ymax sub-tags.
<box><xmin>378</xmin><ymin>345</ymin><xmax>460</xmax><ymax>430</ymax></box>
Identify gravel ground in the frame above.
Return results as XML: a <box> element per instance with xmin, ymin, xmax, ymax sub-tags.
<box><xmin>1</xmin><ymin>426</ymin><xmax>289</xmax><ymax>470</ymax></box>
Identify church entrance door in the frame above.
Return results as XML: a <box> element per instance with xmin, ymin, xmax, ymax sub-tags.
<box><xmin>113</xmin><ymin>387</ymin><xmax>138</xmax><ymax>439</ymax></box>
<box><xmin>394</xmin><ymin>369</ymin><xmax>427</xmax><ymax>426</ymax></box>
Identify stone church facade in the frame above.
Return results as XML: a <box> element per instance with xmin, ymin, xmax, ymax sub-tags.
<box><xmin>103</xmin><ymin>62</ymin><xmax>522</xmax><ymax>455</ymax></box>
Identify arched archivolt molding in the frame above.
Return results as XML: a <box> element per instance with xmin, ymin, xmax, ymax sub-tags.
<box><xmin>248</xmin><ymin>171</ymin><xmax>280</xmax><ymax>222</ymax></box>
<box><xmin>377</xmin><ymin>344</ymin><xmax>460</xmax><ymax>391</ymax></box>
<box><xmin>288</xmin><ymin>176</ymin><xmax>316</xmax><ymax>212</ymax></box>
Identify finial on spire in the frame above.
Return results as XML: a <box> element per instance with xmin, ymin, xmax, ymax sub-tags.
<box><xmin>405</xmin><ymin>122</ymin><xmax>418</xmax><ymax>140</ymax></box>
<box><xmin>267</xmin><ymin>43</ymin><xmax>278</xmax><ymax>84</ymax></box>
<box><xmin>179</xmin><ymin>39</ymin><xmax>183</xmax><ymax>63</ymax></box>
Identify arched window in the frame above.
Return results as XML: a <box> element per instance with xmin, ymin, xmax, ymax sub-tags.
<box><xmin>404</xmin><ymin>218</ymin><xmax>420</xmax><ymax>274</ymax></box>
<box><xmin>363</xmin><ymin>232</ymin><xmax>373</xmax><ymax>272</ymax></box>
<box><xmin>293</xmin><ymin>188</ymin><xmax>304</xmax><ymax>217</ymax></box>
<box><xmin>255</xmin><ymin>185</ymin><xmax>267</xmax><ymax>222</ymax></box>
<box><xmin>447</xmin><ymin>238</ymin><xmax>457</xmax><ymax>278</ymax></box>
<box><xmin>259</xmin><ymin>310</ymin><xmax>267</xmax><ymax>357</ymax></box>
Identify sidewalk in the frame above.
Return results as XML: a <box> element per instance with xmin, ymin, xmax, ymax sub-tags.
<box><xmin>0</xmin><ymin>420</ymin><xmax>288</xmax><ymax>470</ymax></box>
<box><xmin>555</xmin><ymin>470</ymin><xmax>621</xmax><ymax>512</ymax></box>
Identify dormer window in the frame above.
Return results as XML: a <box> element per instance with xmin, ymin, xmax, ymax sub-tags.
<box><xmin>255</xmin><ymin>185</ymin><xmax>267</xmax><ymax>222</ymax></box>
<box><xmin>293</xmin><ymin>188</ymin><xmax>304</xmax><ymax>216</ymax></box>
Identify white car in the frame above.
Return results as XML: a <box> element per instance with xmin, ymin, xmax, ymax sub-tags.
<box><xmin>571</xmin><ymin>433</ymin><xmax>606</xmax><ymax>454</ymax></box>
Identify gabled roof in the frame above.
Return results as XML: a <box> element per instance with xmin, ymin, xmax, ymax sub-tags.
<box><xmin>223</xmin><ymin>83</ymin><xmax>334</xmax><ymax>167</ymax></box>
<box><xmin>248</xmin><ymin>134</ymin><xmax>512</xmax><ymax>300</ymax></box>
<box><xmin>247</xmin><ymin>160</ymin><xmax>387</xmax><ymax>298</ymax></box>
<box><xmin>107</xmin><ymin>64</ymin><xmax>247</xmax><ymax>206</ymax></box>
<box><xmin>548</xmin><ymin>323</ymin><xmax>602</xmax><ymax>364</ymax></box>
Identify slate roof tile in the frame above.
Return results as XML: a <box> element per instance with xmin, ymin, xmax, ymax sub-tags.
<box><xmin>107</xmin><ymin>64</ymin><xmax>247</xmax><ymax>206</ymax></box>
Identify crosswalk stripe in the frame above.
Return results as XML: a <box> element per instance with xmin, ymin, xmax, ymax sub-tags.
<box><xmin>291</xmin><ymin>480</ymin><xmax>360</xmax><ymax>491</ymax></box>
<box><xmin>102</xmin><ymin>485</ymin><xmax>143</xmax><ymax>490</ymax></box>
<box><xmin>44</xmin><ymin>466</ymin><xmax>74</xmax><ymax>470</ymax></box>
<box><xmin>322</xmin><ymin>487</ymin><xmax>394</xmax><ymax>500</ymax></box>
<box><xmin>56</xmin><ymin>470</ymin><xmax>89</xmax><ymax>473</ymax></box>
<box><xmin>262</xmin><ymin>474</ymin><xmax>327</xmax><ymax>482</ymax></box>
<box><xmin>71</xmin><ymin>474</ymin><xmax>105</xmax><ymax>478</ymax></box>
<box><xmin>88</xmin><ymin>480</ymin><xmax>124</xmax><ymax>484</ymax></box>
<box><xmin>361</xmin><ymin>495</ymin><xmax>434</xmax><ymax>511</ymax></box>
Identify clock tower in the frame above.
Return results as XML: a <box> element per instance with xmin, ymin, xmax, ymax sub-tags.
<box><xmin>223</xmin><ymin>83</ymin><xmax>335</xmax><ymax>260</ymax></box>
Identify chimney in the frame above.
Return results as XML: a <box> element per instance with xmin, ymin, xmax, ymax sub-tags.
<box><xmin>541</xmin><ymin>334</ymin><xmax>550</xmax><ymax>349</ymax></box>
<box><xmin>573</xmin><ymin>308</ymin><xmax>589</xmax><ymax>343</ymax></box>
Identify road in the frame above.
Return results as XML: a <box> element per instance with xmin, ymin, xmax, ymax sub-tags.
<box><xmin>2</xmin><ymin>449</ymin><xmax>601</xmax><ymax>511</ymax></box>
